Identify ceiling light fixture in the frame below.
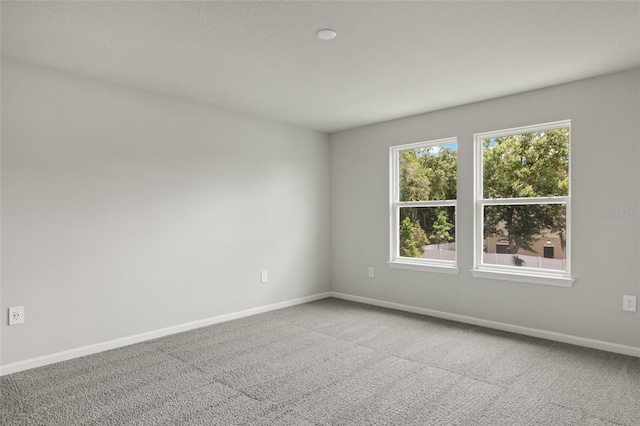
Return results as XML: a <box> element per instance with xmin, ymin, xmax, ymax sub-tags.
<box><xmin>316</xmin><ymin>29</ymin><xmax>337</xmax><ymax>40</ymax></box>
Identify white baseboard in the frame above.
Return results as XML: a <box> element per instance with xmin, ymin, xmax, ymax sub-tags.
<box><xmin>0</xmin><ymin>292</ymin><xmax>332</xmax><ymax>376</ymax></box>
<box><xmin>3</xmin><ymin>290</ymin><xmax>638</xmax><ymax>376</ymax></box>
<box><xmin>329</xmin><ymin>291</ymin><xmax>640</xmax><ymax>358</ymax></box>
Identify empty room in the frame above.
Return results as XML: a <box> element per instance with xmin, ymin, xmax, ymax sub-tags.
<box><xmin>1</xmin><ymin>1</ymin><xmax>639</xmax><ymax>425</ymax></box>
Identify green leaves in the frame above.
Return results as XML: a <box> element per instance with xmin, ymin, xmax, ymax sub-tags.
<box><xmin>399</xmin><ymin>150</ymin><xmax>431</xmax><ymax>202</ymax></box>
<box><xmin>429</xmin><ymin>209</ymin><xmax>453</xmax><ymax>248</ymax></box>
<box><xmin>400</xmin><ymin>206</ymin><xmax>455</xmax><ymax>258</ymax></box>
<box><xmin>483</xmin><ymin>128</ymin><xmax>569</xmax><ymax>199</ymax></box>
<box><xmin>399</xmin><ymin>147</ymin><xmax>457</xmax><ymax>202</ymax></box>
<box><xmin>395</xmin><ymin>126</ymin><xmax>568</xmax><ymax>266</ymax></box>
<box><xmin>400</xmin><ymin>216</ymin><xmax>422</xmax><ymax>258</ymax></box>
<box><xmin>482</xmin><ymin>128</ymin><xmax>569</xmax><ymax>259</ymax></box>
<box><xmin>398</xmin><ymin>145</ymin><xmax>457</xmax><ymax>257</ymax></box>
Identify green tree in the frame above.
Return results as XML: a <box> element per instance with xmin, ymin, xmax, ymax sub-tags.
<box><xmin>412</xmin><ymin>220</ymin><xmax>429</xmax><ymax>251</ymax></box>
<box><xmin>483</xmin><ymin>128</ymin><xmax>568</xmax><ymax>257</ymax></box>
<box><xmin>429</xmin><ymin>209</ymin><xmax>454</xmax><ymax>248</ymax></box>
<box><xmin>399</xmin><ymin>150</ymin><xmax>430</xmax><ymax>202</ymax></box>
<box><xmin>399</xmin><ymin>149</ymin><xmax>431</xmax><ymax>226</ymax></box>
<box><xmin>400</xmin><ymin>217</ymin><xmax>421</xmax><ymax>258</ymax></box>
<box><xmin>421</xmin><ymin>147</ymin><xmax>457</xmax><ymax>201</ymax></box>
<box><xmin>399</xmin><ymin>146</ymin><xmax>457</xmax><ymax>244</ymax></box>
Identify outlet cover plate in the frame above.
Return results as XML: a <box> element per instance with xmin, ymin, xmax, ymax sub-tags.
<box><xmin>9</xmin><ymin>306</ymin><xmax>25</xmax><ymax>325</ymax></box>
<box><xmin>623</xmin><ymin>295</ymin><xmax>636</xmax><ymax>312</ymax></box>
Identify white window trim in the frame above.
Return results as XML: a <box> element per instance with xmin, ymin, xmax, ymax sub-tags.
<box><xmin>472</xmin><ymin>120</ymin><xmax>574</xmax><ymax>287</ymax></box>
<box><xmin>389</xmin><ymin>137</ymin><xmax>459</xmax><ymax>274</ymax></box>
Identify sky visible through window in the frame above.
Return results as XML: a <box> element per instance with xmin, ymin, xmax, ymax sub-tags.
<box><xmin>415</xmin><ymin>143</ymin><xmax>457</xmax><ymax>158</ymax></box>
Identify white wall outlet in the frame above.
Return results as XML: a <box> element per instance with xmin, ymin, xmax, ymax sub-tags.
<box><xmin>9</xmin><ymin>306</ymin><xmax>25</xmax><ymax>325</ymax></box>
<box><xmin>368</xmin><ymin>267</ymin><xmax>374</xmax><ymax>278</ymax></box>
<box><xmin>623</xmin><ymin>295</ymin><xmax>636</xmax><ymax>312</ymax></box>
<box><xmin>261</xmin><ymin>270</ymin><xmax>268</xmax><ymax>283</ymax></box>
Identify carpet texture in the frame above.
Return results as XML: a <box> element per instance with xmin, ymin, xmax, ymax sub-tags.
<box><xmin>2</xmin><ymin>297</ymin><xmax>639</xmax><ymax>425</ymax></box>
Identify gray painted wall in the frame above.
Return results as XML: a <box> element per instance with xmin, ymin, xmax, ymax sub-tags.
<box><xmin>1</xmin><ymin>60</ymin><xmax>331</xmax><ymax>365</ymax></box>
<box><xmin>331</xmin><ymin>69</ymin><xmax>640</xmax><ymax>348</ymax></box>
<box><xmin>2</xmin><ymin>59</ymin><xmax>638</xmax><ymax>368</ymax></box>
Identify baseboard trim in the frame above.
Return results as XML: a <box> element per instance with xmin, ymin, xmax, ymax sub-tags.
<box><xmin>0</xmin><ymin>292</ymin><xmax>332</xmax><ymax>376</ymax></box>
<box><xmin>4</xmin><ymin>290</ymin><xmax>637</xmax><ymax>376</ymax></box>
<box><xmin>329</xmin><ymin>291</ymin><xmax>640</xmax><ymax>358</ymax></box>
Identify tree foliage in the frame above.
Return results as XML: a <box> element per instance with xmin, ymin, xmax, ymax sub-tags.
<box><xmin>400</xmin><ymin>147</ymin><xmax>456</xmax><ymax>202</ymax></box>
<box><xmin>412</xmin><ymin>219</ymin><xmax>429</xmax><ymax>251</ymax></box>
<box><xmin>482</xmin><ymin>128</ymin><xmax>569</xmax><ymax>257</ymax></box>
<box><xmin>429</xmin><ymin>209</ymin><xmax>453</xmax><ymax>248</ymax></box>
<box><xmin>400</xmin><ymin>217</ymin><xmax>421</xmax><ymax>258</ymax></box>
<box><xmin>399</xmin><ymin>146</ymin><xmax>456</xmax><ymax>257</ymax></box>
<box><xmin>397</xmin><ymin>129</ymin><xmax>568</xmax><ymax>262</ymax></box>
<box><xmin>399</xmin><ymin>150</ymin><xmax>431</xmax><ymax>202</ymax></box>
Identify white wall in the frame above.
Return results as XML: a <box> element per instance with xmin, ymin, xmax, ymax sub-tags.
<box><xmin>331</xmin><ymin>69</ymin><xmax>640</xmax><ymax>349</ymax></box>
<box><xmin>1</xmin><ymin>60</ymin><xmax>331</xmax><ymax>365</ymax></box>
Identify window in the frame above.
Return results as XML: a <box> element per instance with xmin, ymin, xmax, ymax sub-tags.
<box><xmin>389</xmin><ymin>138</ymin><xmax>458</xmax><ymax>273</ymax></box>
<box><xmin>473</xmin><ymin>120</ymin><xmax>573</xmax><ymax>286</ymax></box>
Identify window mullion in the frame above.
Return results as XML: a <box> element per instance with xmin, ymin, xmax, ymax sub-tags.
<box><xmin>397</xmin><ymin>200</ymin><xmax>456</xmax><ymax>208</ymax></box>
<box><xmin>481</xmin><ymin>196</ymin><xmax>569</xmax><ymax>206</ymax></box>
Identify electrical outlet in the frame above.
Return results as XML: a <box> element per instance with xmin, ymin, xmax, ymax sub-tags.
<box><xmin>368</xmin><ymin>267</ymin><xmax>374</xmax><ymax>278</ymax></box>
<box><xmin>261</xmin><ymin>270</ymin><xmax>268</xmax><ymax>283</ymax></box>
<box><xmin>623</xmin><ymin>295</ymin><xmax>636</xmax><ymax>312</ymax></box>
<box><xmin>9</xmin><ymin>306</ymin><xmax>25</xmax><ymax>325</ymax></box>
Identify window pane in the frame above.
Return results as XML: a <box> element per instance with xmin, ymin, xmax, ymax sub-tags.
<box><xmin>483</xmin><ymin>204</ymin><xmax>566</xmax><ymax>270</ymax></box>
<box><xmin>399</xmin><ymin>144</ymin><xmax>457</xmax><ymax>202</ymax></box>
<box><xmin>399</xmin><ymin>206</ymin><xmax>456</xmax><ymax>260</ymax></box>
<box><xmin>482</xmin><ymin>128</ymin><xmax>569</xmax><ymax>199</ymax></box>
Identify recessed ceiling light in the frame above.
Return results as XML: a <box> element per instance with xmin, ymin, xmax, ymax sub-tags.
<box><xmin>317</xmin><ymin>29</ymin><xmax>337</xmax><ymax>40</ymax></box>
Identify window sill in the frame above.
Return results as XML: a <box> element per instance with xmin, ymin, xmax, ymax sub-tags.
<box><xmin>388</xmin><ymin>260</ymin><xmax>459</xmax><ymax>275</ymax></box>
<box><xmin>471</xmin><ymin>268</ymin><xmax>575</xmax><ymax>287</ymax></box>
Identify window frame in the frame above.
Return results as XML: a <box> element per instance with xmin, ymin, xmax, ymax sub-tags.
<box><xmin>472</xmin><ymin>120</ymin><xmax>574</xmax><ymax>287</ymax></box>
<box><xmin>389</xmin><ymin>137</ymin><xmax>459</xmax><ymax>274</ymax></box>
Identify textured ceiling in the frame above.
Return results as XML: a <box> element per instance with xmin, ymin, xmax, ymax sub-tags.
<box><xmin>2</xmin><ymin>1</ymin><xmax>639</xmax><ymax>133</ymax></box>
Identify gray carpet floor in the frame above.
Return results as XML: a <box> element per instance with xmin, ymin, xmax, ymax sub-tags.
<box><xmin>2</xmin><ymin>297</ymin><xmax>639</xmax><ymax>425</ymax></box>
